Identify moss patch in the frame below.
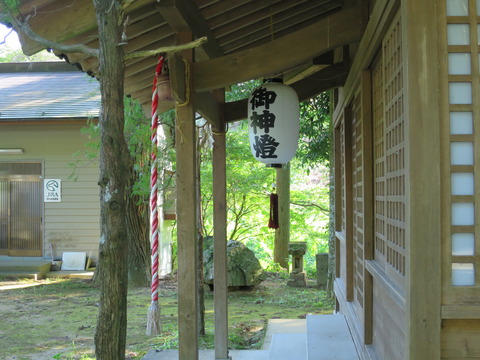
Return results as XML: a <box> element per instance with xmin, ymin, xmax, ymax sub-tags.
<box><xmin>0</xmin><ymin>274</ymin><xmax>333</xmax><ymax>359</ymax></box>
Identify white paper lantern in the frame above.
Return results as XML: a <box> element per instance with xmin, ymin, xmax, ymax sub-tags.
<box><xmin>247</xmin><ymin>79</ymin><xmax>300</xmax><ymax>167</ymax></box>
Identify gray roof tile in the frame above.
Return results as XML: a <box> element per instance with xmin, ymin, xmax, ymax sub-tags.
<box><xmin>0</xmin><ymin>67</ymin><xmax>100</xmax><ymax>120</ymax></box>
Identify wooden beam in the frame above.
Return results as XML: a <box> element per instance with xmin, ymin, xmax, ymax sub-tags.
<box><xmin>168</xmin><ymin>35</ymin><xmax>222</xmax><ymax>126</ymax></box>
<box><xmin>195</xmin><ymin>91</ymin><xmax>222</xmax><ymax>129</ymax></box>
<box><xmin>168</xmin><ymin>52</ymin><xmax>187</xmax><ymax>103</ymax></box>
<box><xmin>174</xmin><ymin>31</ymin><xmax>199</xmax><ymax>360</ymax></box>
<box><xmin>283</xmin><ymin>52</ymin><xmax>335</xmax><ymax>84</ymax></box>
<box><xmin>224</xmin><ymin>62</ymin><xmax>348</xmax><ymax>122</ymax></box>
<box><xmin>135</xmin><ymin>91</ymin><xmax>221</xmax><ymax>125</ymax></box>
<box><xmin>18</xmin><ymin>0</ymin><xmax>152</xmax><ymax>55</ymax></box>
<box><xmin>212</xmin><ymin>89</ymin><xmax>229</xmax><ymax>360</ymax></box>
<box><xmin>403</xmin><ymin>0</ymin><xmax>441</xmax><ymax>358</ymax></box>
<box><xmin>361</xmin><ymin>69</ymin><xmax>374</xmax><ymax>345</ymax></box>
<box><xmin>343</xmin><ymin>106</ymin><xmax>354</xmax><ymax>302</ymax></box>
<box><xmin>193</xmin><ymin>5</ymin><xmax>362</xmax><ymax>92</ymax></box>
<box><xmin>156</xmin><ymin>0</ymin><xmax>223</xmax><ymax>59</ymax></box>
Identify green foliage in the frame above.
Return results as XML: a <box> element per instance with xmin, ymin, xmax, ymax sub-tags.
<box><xmin>68</xmin><ymin>117</ymin><xmax>100</xmax><ymax>181</ymax></box>
<box><xmin>70</xmin><ymin>96</ymin><xmax>173</xmax><ymax>201</ymax></box>
<box><xmin>200</xmin><ymin>120</ymin><xmax>330</xmax><ymax>274</ymax></box>
<box><xmin>225</xmin><ymin>79</ymin><xmax>262</xmax><ymax>102</ymax></box>
<box><xmin>123</xmin><ymin>96</ymin><xmax>152</xmax><ymax>200</ymax></box>
<box><xmin>297</xmin><ymin>91</ymin><xmax>332</xmax><ymax>167</ymax></box>
<box><xmin>200</xmin><ymin>121</ymin><xmax>273</xmax><ymax>242</ymax></box>
<box><xmin>0</xmin><ymin>47</ymin><xmax>59</xmax><ymax>62</ymax></box>
<box><xmin>0</xmin><ymin>0</ymin><xmax>18</xmax><ymax>25</ymax></box>
<box><xmin>0</xmin><ymin>0</ymin><xmax>64</xmax><ymax>62</ymax></box>
<box><xmin>198</xmin><ymin>83</ymin><xmax>332</xmax><ymax>275</ymax></box>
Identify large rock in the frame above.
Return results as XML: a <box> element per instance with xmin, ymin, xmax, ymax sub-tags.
<box><xmin>204</xmin><ymin>239</ymin><xmax>266</xmax><ymax>289</ymax></box>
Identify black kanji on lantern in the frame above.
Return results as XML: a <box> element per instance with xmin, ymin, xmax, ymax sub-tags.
<box><xmin>253</xmin><ymin>134</ymin><xmax>279</xmax><ymax>159</ymax></box>
<box><xmin>250</xmin><ymin>87</ymin><xmax>277</xmax><ymax>110</ymax></box>
<box><xmin>250</xmin><ymin>110</ymin><xmax>276</xmax><ymax>134</ymax></box>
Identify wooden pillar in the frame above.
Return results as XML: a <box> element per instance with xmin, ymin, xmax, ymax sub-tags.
<box><xmin>174</xmin><ymin>31</ymin><xmax>199</xmax><ymax>360</ymax></box>
<box><xmin>402</xmin><ymin>1</ymin><xmax>442</xmax><ymax>358</ymax></box>
<box><xmin>212</xmin><ymin>89</ymin><xmax>230</xmax><ymax>359</ymax></box>
<box><xmin>274</xmin><ymin>164</ymin><xmax>290</xmax><ymax>269</ymax></box>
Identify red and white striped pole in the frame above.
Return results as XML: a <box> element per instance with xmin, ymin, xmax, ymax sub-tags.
<box><xmin>146</xmin><ymin>55</ymin><xmax>165</xmax><ymax>336</ymax></box>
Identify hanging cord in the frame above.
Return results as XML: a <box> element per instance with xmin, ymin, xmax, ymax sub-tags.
<box><xmin>146</xmin><ymin>55</ymin><xmax>164</xmax><ymax>336</ymax></box>
<box><xmin>176</xmin><ymin>57</ymin><xmax>191</xmax><ymax>107</ymax></box>
<box><xmin>268</xmin><ymin>182</ymin><xmax>279</xmax><ymax>229</ymax></box>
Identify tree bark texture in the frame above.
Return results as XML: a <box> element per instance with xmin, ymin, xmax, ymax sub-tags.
<box><xmin>274</xmin><ymin>165</ymin><xmax>290</xmax><ymax>270</ymax></box>
<box><xmin>126</xmin><ymin>172</ymin><xmax>151</xmax><ymax>288</ymax></box>
<box><xmin>93</xmin><ymin>1</ymin><xmax>130</xmax><ymax>359</ymax></box>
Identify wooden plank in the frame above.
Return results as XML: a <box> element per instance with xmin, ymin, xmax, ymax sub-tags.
<box><xmin>193</xmin><ymin>5</ymin><xmax>363</xmax><ymax>92</ymax></box>
<box><xmin>364</xmin><ymin>260</ymin><xmax>405</xmax><ymax>308</ymax></box>
<box><xmin>442</xmin><ymin>306</ymin><xmax>480</xmax><ymax>319</ymax></box>
<box><xmin>156</xmin><ymin>0</ymin><xmax>223</xmax><ymax>59</ymax></box>
<box><xmin>19</xmin><ymin>0</ymin><xmax>152</xmax><ymax>55</ymax></box>
<box><xmin>442</xmin><ymin>320</ymin><xmax>480</xmax><ymax>358</ymax></box>
<box><xmin>402</xmin><ymin>0</ymin><xmax>442</xmax><ymax>358</ymax></box>
<box><xmin>344</xmin><ymin>107</ymin><xmax>354</xmax><ymax>302</ymax></box>
<box><xmin>168</xmin><ymin>53</ymin><xmax>187</xmax><ymax>103</ymax></box>
<box><xmin>364</xmin><ymin>270</ymin><xmax>373</xmax><ymax>345</ymax></box>
<box><xmin>361</xmin><ymin>69</ymin><xmax>374</xmax><ymax>345</ymax></box>
<box><xmin>283</xmin><ymin>51</ymin><xmax>333</xmax><ymax>84</ymax></box>
<box><xmin>220</xmin><ymin>1</ymin><xmax>344</xmax><ymax>54</ymax></box>
<box><xmin>332</xmin><ymin>0</ymin><xmax>398</xmax><ymax>119</ymax></box>
<box><xmin>174</xmin><ymin>31</ymin><xmax>199</xmax><ymax>360</ymax></box>
<box><xmin>212</xmin><ymin>89</ymin><xmax>229</xmax><ymax>359</ymax></box>
<box><xmin>195</xmin><ymin>92</ymin><xmax>222</xmax><ymax>129</ymax></box>
<box><xmin>372</xmin><ymin>274</ymin><xmax>406</xmax><ymax>360</ymax></box>
<box><xmin>334</xmin><ymin>125</ymin><xmax>343</xmax><ymax>232</ymax></box>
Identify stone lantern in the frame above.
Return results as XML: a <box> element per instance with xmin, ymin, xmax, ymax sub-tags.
<box><xmin>287</xmin><ymin>242</ymin><xmax>307</xmax><ymax>287</ymax></box>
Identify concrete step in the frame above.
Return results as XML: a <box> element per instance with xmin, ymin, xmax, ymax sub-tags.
<box><xmin>0</xmin><ymin>258</ymin><xmax>52</xmax><ymax>274</ymax></box>
<box><xmin>45</xmin><ymin>270</ymin><xmax>94</xmax><ymax>279</ymax></box>
<box><xmin>263</xmin><ymin>318</ymin><xmax>306</xmax><ymax>350</ymax></box>
<box><xmin>267</xmin><ymin>333</ymin><xmax>307</xmax><ymax>360</ymax></box>
<box><xmin>306</xmin><ymin>314</ymin><xmax>359</xmax><ymax>360</ymax></box>
<box><xmin>142</xmin><ymin>349</ymin><xmax>269</xmax><ymax>359</ymax></box>
<box><xmin>0</xmin><ymin>271</ymin><xmax>45</xmax><ymax>280</ymax></box>
<box><xmin>0</xmin><ymin>257</ymin><xmax>52</xmax><ymax>280</ymax></box>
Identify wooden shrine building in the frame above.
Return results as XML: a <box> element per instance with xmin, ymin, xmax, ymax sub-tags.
<box><xmin>4</xmin><ymin>0</ymin><xmax>479</xmax><ymax>359</ymax></box>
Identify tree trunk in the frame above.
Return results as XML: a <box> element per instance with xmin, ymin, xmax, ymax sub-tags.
<box><xmin>126</xmin><ymin>170</ymin><xmax>151</xmax><ymax>288</ymax></box>
<box><xmin>93</xmin><ymin>1</ymin><xmax>130</xmax><ymax>359</ymax></box>
<box><xmin>274</xmin><ymin>164</ymin><xmax>290</xmax><ymax>270</ymax></box>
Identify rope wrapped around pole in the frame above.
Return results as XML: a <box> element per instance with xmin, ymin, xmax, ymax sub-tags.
<box><xmin>146</xmin><ymin>55</ymin><xmax>165</xmax><ymax>336</ymax></box>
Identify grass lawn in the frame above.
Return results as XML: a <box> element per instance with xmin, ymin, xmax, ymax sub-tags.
<box><xmin>0</xmin><ymin>274</ymin><xmax>334</xmax><ymax>360</ymax></box>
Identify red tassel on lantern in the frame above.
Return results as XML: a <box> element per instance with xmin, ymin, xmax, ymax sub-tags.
<box><xmin>268</xmin><ymin>193</ymin><xmax>279</xmax><ymax>229</ymax></box>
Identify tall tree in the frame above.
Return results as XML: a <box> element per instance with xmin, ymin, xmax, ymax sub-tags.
<box><xmin>0</xmin><ymin>0</ymin><xmax>129</xmax><ymax>357</ymax></box>
<box><xmin>274</xmin><ymin>164</ymin><xmax>290</xmax><ymax>269</ymax></box>
<box><xmin>1</xmin><ymin>0</ymin><xmax>206</xmax><ymax>357</ymax></box>
<box><xmin>124</xmin><ymin>97</ymin><xmax>152</xmax><ymax>288</ymax></box>
<box><xmin>297</xmin><ymin>91</ymin><xmax>334</xmax><ymax>295</ymax></box>
<box><xmin>92</xmin><ymin>1</ymin><xmax>130</xmax><ymax>358</ymax></box>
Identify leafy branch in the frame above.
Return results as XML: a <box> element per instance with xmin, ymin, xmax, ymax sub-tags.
<box><xmin>290</xmin><ymin>201</ymin><xmax>329</xmax><ymax>216</ymax></box>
